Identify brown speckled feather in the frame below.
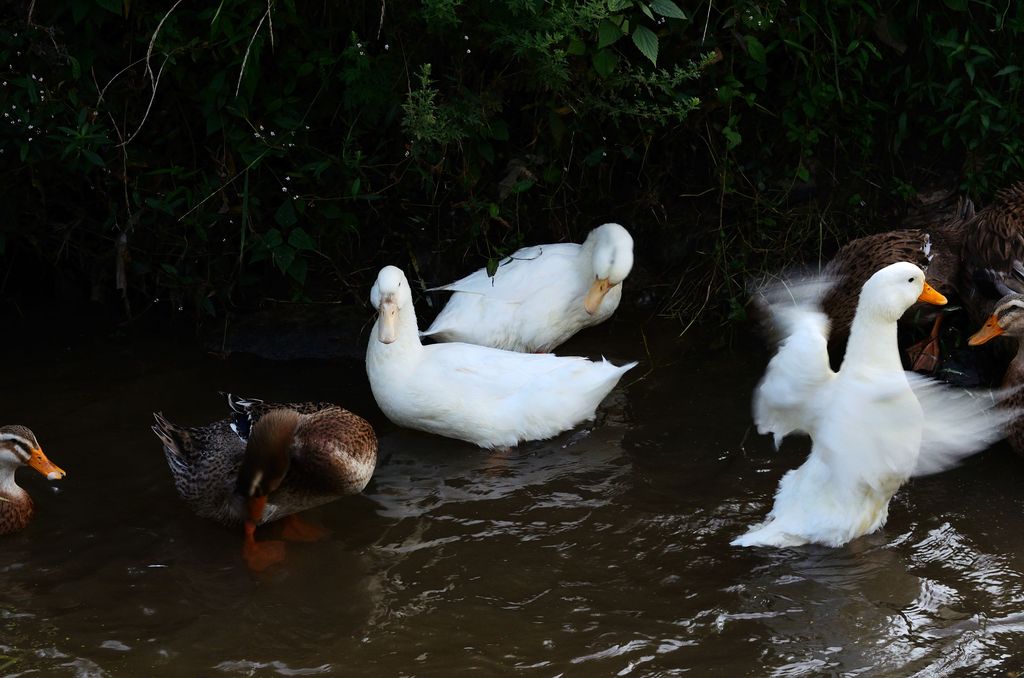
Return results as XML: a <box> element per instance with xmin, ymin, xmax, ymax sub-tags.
<box><xmin>152</xmin><ymin>395</ymin><xmax>377</xmax><ymax>526</ymax></box>
<box><xmin>0</xmin><ymin>424</ymin><xmax>50</xmax><ymax>536</ymax></box>
<box><xmin>960</xmin><ymin>182</ymin><xmax>1024</xmax><ymax>322</ymax></box>
<box><xmin>0</xmin><ymin>491</ymin><xmax>33</xmax><ymax>536</ymax></box>
<box><xmin>822</xmin><ymin>221</ymin><xmax>964</xmax><ymax>340</ymax></box>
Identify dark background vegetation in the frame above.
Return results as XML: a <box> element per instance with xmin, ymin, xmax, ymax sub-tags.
<box><xmin>2</xmin><ymin>0</ymin><xmax>1022</xmax><ymax>333</ymax></box>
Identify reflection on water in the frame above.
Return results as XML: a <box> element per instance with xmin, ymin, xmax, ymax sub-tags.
<box><xmin>1</xmin><ymin>317</ymin><xmax>1023</xmax><ymax>676</ymax></box>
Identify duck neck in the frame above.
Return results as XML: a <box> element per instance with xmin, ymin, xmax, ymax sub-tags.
<box><xmin>1005</xmin><ymin>339</ymin><xmax>1024</xmax><ymax>389</ymax></box>
<box><xmin>843</xmin><ymin>311</ymin><xmax>903</xmax><ymax>373</ymax></box>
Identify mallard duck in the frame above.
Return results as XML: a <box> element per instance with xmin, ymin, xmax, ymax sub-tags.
<box><xmin>152</xmin><ymin>394</ymin><xmax>377</xmax><ymax>570</ymax></box>
<box><xmin>421</xmin><ymin>223</ymin><xmax>634</xmax><ymax>353</ymax></box>
<box><xmin>734</xmin><ymin>262</ymin><xmax>1011</xmax><ymax>548</ymax></box>
<box><xmin>0</xmin><ymin>426</ymin><xmax>65</xmax><ymax>536</ymax></box>
<box><xmin>366</xmin><ymin>265</ymin><xmax>636</xmax><ymax>449</ymax></box>
<box><xmin>821</xmin><ymin>198</ymin><xmax>973</xmax><ymax>371</ymax></box>
<box><xmin>968</xmin><ymin>292</ymin><xmax>1024</xmax><ymax>456</ymax></box>
<box><xmin>960</xmin><ymin>182</ymin><xmax>1024</xmax><ymax>324</ymax></box>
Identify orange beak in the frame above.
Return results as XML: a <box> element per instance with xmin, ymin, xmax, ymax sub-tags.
<box><xmin>247</xmin><ymin>495</ymin><xmax>268</xmax><ymax>523</ymax></box>
<box><xmin>584</xmin><ymin>278</ymin><xmax>614</xmax><ymax>315</ymax></box>
<box><xmin>968</xmin><ymin>314</ymin><xmax>1005</xmax><ymax>346</ymax></box>
<box><xmin>27</xmin><ymin>448</ymin><xmax>66</xmax><ymax>481</ymax></box>
<box><xmin>917</xmin><ymin>281</ymin><xmax>947</xmax><ymax>306</ymax></box>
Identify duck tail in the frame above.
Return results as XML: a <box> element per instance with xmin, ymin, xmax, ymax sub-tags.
<box><xmin>221</xmin><ymin>392</ymin><xmax>264</xmax><ymax>442</ymax></box>
<box><xmin>151</xmin><ymin>412</ymin><xmax>193</xmax><ymax>478</ymax></box>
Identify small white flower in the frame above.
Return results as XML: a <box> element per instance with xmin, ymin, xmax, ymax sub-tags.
<box><xmin>466</xmin><ymin>49</ymin><xmax>471</xmax><ymax>54</ymax></box>
<box><xmin>281</xmin><ymin>187</ymin><xmax>287</xmax><ymax>192</ymax></box>
<box><xmin>270</xmin><ymin>131</ymin><xmax>275</xmax><ymax>137</ymax></box>
<box><xmin>385</xmin><ymin>43</ymin><xmax>390</xmax><ymax>50</ymax></box>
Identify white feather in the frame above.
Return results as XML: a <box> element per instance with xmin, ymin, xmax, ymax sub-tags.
<box><xmin>735</xmin><ymin>262</ymin><xmax>1013</xmax><ymax>548</ymax></box>
<box><xmin>367</xmin><ymin>266</ymin><xmax>635</xmax><ymax>449</ymax></box>
<box><xmin>421</xmin><ymin>223</ymin><xmax>633</xmax><ymax>353</ymax></box>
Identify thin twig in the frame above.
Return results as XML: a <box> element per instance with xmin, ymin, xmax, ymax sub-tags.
<box><xmin>177</xmin><ymin>150</ymin><xmax>270</xmax><ymax>222</ymax></box>
<box><xmin>266</xmin><ymin>0</ymin><xmax>275</xmax><ymax>49</ymax></box>
<box><xmin>96</xmin><ymin>55</ymin><xmax>149</xmax><ymax>107</ymax></box>
<box><xmin>120</xmin><ymin>0</ymin><xmax>184</xmax><ymax>146</ymax></box>
<box><xmin>236</xmin><ymin>9</ymin><xmax>271</xmax><ymax>97</ymax></box>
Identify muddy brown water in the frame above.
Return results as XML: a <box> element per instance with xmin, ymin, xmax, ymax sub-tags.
<box><xmin>2</xmin><ymin>315</ymin><xmax>1024</xmax><ymax>677</ymax></box>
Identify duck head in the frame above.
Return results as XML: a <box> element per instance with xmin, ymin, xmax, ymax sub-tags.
<box><xmin>0</xmin><ymin>425</ymin><xmax>64</xmax><ymax>481</ymax></box>
<box><xmin>371</xmin><ymin>265</ymin><xmax>412</xmax><ymax>344</ymax></box>
<box><xmin>968</xmin><ymin>293</ymin><xmax>1024</xmax><ymax>345</ymax></box>
<box><xmin>859</xmin><ymin>261</ymin><xmax>947</xmax><ymax>322</ymax></box>
<box><xmin>235</xmin><ymin>409</ymin><xmax>299</xmax><ymax>522</ymax></box>
<box><xmin>584</xmin><ymin>223</ymin><xmax>634</xmax><ymax>315</ymax></box>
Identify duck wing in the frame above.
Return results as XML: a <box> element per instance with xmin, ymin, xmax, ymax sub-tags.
<box><xmin>752</xmin><ymin>275</ymin><xmax>838</xmax><ymax>448</ymax></box>
<box><xmin>427</xmin><ymin>244</ymin><xmax>580</xmax><ymax>304</ymax></box>
<box><xmin>906</xmin><ymin>373</ymin><xmax>1017</xmax><ymax>476</ymax></box>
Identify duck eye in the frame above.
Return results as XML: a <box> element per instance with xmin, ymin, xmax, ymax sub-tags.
<box><xmin>907</xmin><ymin>277</ymin><xmax>914</xmax><ymax>283</ymax></box>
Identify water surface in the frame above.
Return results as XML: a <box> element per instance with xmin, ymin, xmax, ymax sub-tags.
<box><xmin>2</xmin><ymin>317</ymin><xmax>1024</xmax><ymax>676</ymax></box>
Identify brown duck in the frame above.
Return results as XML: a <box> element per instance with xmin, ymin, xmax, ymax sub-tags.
<box><xmin>152</xmin><ymin>394</ymin><xmax>377</xmax><ymax>570</ymax></box>
<box><xmin>821</xmin><ymin>197</ymin><xmax>974</xmax><ymax>370</ymax></box>
<box><xmin>0</xmin><ymin>426</ymin><xmax>66</xmax><ymax>535</ymax></box>
<box><xmin>968</xmin><ymin>292</ymin><xmax>1024</xmax><ymax>456</ymax></box>
<box><xmin>960</xmin><ymin>182</ymin><xmax>1024</xmax><ymax>325</ymax></box>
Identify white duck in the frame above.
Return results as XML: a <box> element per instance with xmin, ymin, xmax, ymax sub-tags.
<box><xmin>421</xmin><ymin>223</ymin><xmax>634</xmax><ymax>352</ymax></box>
<box><xmin>733</xmin><ymin>262</ymin><xmax>1013</xmax><ymax>548</ymax></box>
<box><xmin>366</xmin><ymin>265</ymin><xmax>636</xmax><ymax>449</ymax></box>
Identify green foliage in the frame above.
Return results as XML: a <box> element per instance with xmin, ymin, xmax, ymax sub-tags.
<box><xmin>1</xmin><ymin>0</ymin><xmax>1023</xmax><ymax>325</ymax></box>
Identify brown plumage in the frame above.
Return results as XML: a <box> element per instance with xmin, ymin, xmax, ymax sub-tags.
<box><xmin>151</xmin><ymin>394</ymin><xmax>377</xmax><ymax>527</ymax></box>
<box><xmin>967</xmin><ymin>292</ymin><xmax>1024</xmax><ymax>456</ymax></box>
<box><xmin>822</xmin><ymin>202</ymin><xmax>971</xmax><ymax>342</ymax></box>
<box><xmin>0</xmin><ymin>425</ymin><xmax>66</xmax><ymax>536</ymax></box>
<box><xmin>960</xmin><ymin>182</ymin><xmax>1024</xmax><ymax>324</ymax></box>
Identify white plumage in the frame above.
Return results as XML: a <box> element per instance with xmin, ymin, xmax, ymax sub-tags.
<box><xmin>734</xmin><ymin>262</ymin><xmax>1013</xmax><ymax>548</ymax></box>
<box><xmin>366</xmin><ymin>266</ymin><xmax>636</xmax><ymax>449</ymax></box>
<box><xmin>421</xmin><ymin>223</ymin><xmax>634</xmax><ymax>352</ymax></box>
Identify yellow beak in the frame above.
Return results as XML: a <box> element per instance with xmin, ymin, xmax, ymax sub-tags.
<box><xmin>968</xmin><ymin>314</ymin><xmax>1004</xmax><ymax>346</ymax></box>
<box><xmin>377</xmin><ymin>300</ymin><xmax>399</xmax><ymax>344</ymax></box>
<box><xmin>917</xmin><ymin>281</ymin><xmax>947</xmax><ymax>306</ymax></box>
<box><xmin>584</xmin><ymin>278</ymin><xmax>614</xmax><ymax>315</ymax></box>
<box><xmin>28</xmin><ymin>448</ymin><xmax>66</xmax><ymax>481</ymax></box>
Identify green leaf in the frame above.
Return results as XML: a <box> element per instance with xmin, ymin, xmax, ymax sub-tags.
<box><xmin>598</xmin><ymin>19</ymin><xmax>624</xmax><ymax>49</ymax></box>
<box><xmin>640</xmin><ymin>3</ymin><xmax>655</xmax><ymax>20</ymax></box>
<box><xmin>274</xmin><ymin>200</ymin><xmax>297</xmax><ymax>228</ymax></box>
<box><xmin>489</xmin><ymin>119</ymin><xmax>509</xmax><ymax>141</ymax></box>
<box><xmin>273</xmin><ymin>244</ymin><xmax>296</xmax><ymax>274</ymax></box>
<box><xmin>996</xmin><ymin>65</ymin><xmax>1021</xmax><ymax>76</ymax></box>
<box><xmin>485</xmin><ymin>258</ymin><xmax>499</xmax><ymax>277</ymax></box>
<box><xmin>744</xmin><ymin>35</ymin><xmax>766</xmax><ymax>64</ymax></box>
<box><xmin>287</xmin><ymin>226</ymin><xmax>316</xmax><ymax>251</ymax></box>
<box><xmin>567</xmin><ymin>38</ymin><xmax>586</xmax><ymax>55</ymax></box>
<box><xmin>942</xmin><ymin>0</ymin><xmax>968</xmax><ymax>10</ymax></box>
<box><xmin>650</xmin><ymin>0</ymin><xmax>686</xmax><ymax>19</ymax></box>
<box><xmin>592</xmin><ymin>49</ymin><xmax>619</xmax><ymax>77</ymax></box>
<box><xmin>632</xmin><ymin>25</ymin><xmax>658</xmax><ymax>66</ymax></box>
<box><xmin>607</xmin><ymin>0</ymin><xmax>632</xmax><ymax>11</ymax></box>
<box><xmin>287</xmin><ymin>257</ymin><xmax>308</xmax><ymax>284</ymax></box>
<box><xmin>262</xmin><ymin>228</ymin><xmax>283</xmax><ymax>249</ymax></box>
<box><xmin>96</xmin><ymin>0</ymin><xmax>123</xmax><ymax>15</ymax></box>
